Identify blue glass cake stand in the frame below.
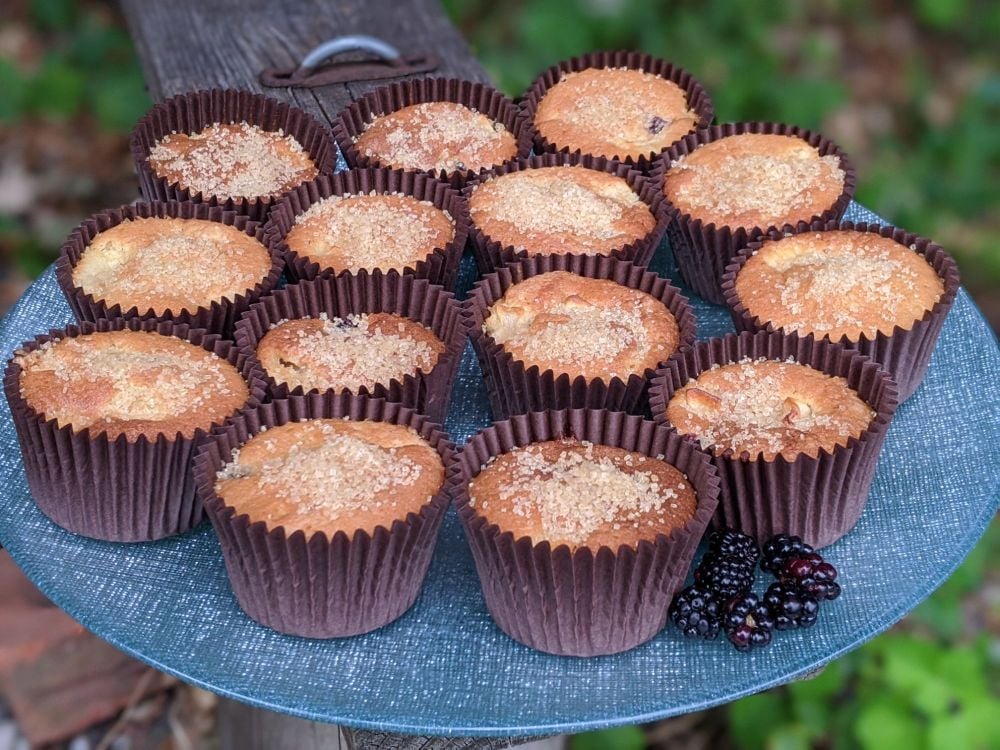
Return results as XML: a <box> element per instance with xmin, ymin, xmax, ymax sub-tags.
<box><xmin>0</xmin><ymin>202</ymin><xmax>997</xmax><ymax>738</ymax></box>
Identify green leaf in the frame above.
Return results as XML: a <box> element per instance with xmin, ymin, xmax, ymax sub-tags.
<box><xmin>0</xmin><ymin>58</ymin><xmax>28</xmax><ymax>121</ymax></box>
<box><xmin>855</xmin><ymin>700</ymin><xmax>926</xmax><ymax>750</ymax></box>
<box><xmin>89</xmin><ymin>67</ymin><xmax>151</xmax><ymax>132</ymax></box>
<box><xmin>571</xmin><ymin>725</ymin><xmax>645</xmax><ymax>750</ymax></box>
<box><xmin>729</xmin><ymin>690</ymin><xmax>792</xmax><ymax>750</ymax></box>
<box><xmin>766</xmin><ymin>724</ymin><xmax>814</xmax><ymax>750</ymax></box>
<box><xmin>26</xmin><ymin>56</ymin><xmax>85</xmax><ymax>119</ymax></box>
<box><xmin>30</xmin><ymin>0</ymin><xmax>78</xmax><ymax>30</ymax></box>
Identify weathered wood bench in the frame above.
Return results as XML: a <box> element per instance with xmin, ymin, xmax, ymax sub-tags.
<box><xmin>119</xmin><ymin>1</ymin><xmax>567</xmax><ymax>748</ymax></box>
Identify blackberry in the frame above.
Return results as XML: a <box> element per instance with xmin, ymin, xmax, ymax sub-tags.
<box><xmin>760</xmin><ymin>534</ymin><xmax>814</xmax><ymax>574</ymax></box>
<box><xmin>724</xmin><ymin>593</ymin><xmax>774</xmax><ymax>651</ymax></box>
<box><xmin>764</xmin><ymin>582</ymin><xmax>820</xmax><ymax>630</ymax></box>
<box><xmin>707</xmin><ymin>529</ymin><xmax>760</xmax><ymax>567</ymax></box>
<box><xmin>780</xmin><ymin>553</ymin><xmax>841</xmax><ymax>601</ymax></box>
<box><xmin>669</xmin><ymin>586</ymin><xmax>722</xmax><ymax>640</ymax></box>
<box><xmin>694</xmin><ymin>555</ymin><xmax>755</xmax><ymax>599</ymax></box>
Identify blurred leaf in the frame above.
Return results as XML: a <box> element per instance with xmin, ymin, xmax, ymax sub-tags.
<box><xmin>26</xmin><ymin>55</ymin><xmax>85</xmax><ymax>119</ymax></box>
<box><xmin>571</xmin><ymin>725</ymin><xmax>645</xmax><ymax>750</ymax></box>
<box><xmin>0</xmin><ymin>59</ymin><xmax>28</xmax><ymax>121</ymax></box>
<box><xmin>729</xmin><ymin>691</ymin><xmax>792</xmax><ymax>750</ymax></box>
<box><xmin>30</xmin><ymin>0</ymin><xmax>77</xmax><ymax>30</ymax></box>
<box><xmin>90</xmin><ymin>67</ymin><xmax>150</xmax><ymax>132</ymax></box>
<box><xmin>855</xmin><ymin>699</ymin><xmax>926</xmax><ymax>750</ymax></box>
<box><xmin>766</xmin><ymin>724</ymin><xmax>813</xmax><ymax>750</ymax></box>
<box><xmin>916</xmin><ymin>0</ymin><xmax>968</xmax><ymax>28</ymax></box>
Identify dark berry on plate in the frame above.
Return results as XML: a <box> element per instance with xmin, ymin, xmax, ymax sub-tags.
<box><xmin>724</xmin><ymin>593</ymin><xmax>774</xmax><ymax>651</ymax></box>
<box><xmin>669</xmin><ymin>586</ymin><xmax>722</xmax><ymax>640</ymax></box>
<box><xmin>764</xmin><ymin>582</ymin><xmax>820</xmax><ymax>630</ymax></box>
<box><xmin>780</xmin><ymin>554</ymin><xmax>840</xmax><ymax>600</ymax></box>
<box><xmin>694</xmin><ymin>555</ymin><xmax>755</xmax><ymax>598</ymax></box>
<box><xmin>761</xmin><ymin>534</ymin><xmax>814</xmax><ymax>574</ymax></box>
<box><xmin>707</xmin><ymin>529</ymin><xmax>760</xmax><ymax>567</ymax></box>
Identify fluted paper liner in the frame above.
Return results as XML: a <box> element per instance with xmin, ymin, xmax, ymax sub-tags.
<box><xmin>648</xmin><ymin>331</ymin><xmax>900</xmax><ymax>548</ymax></box>
<box><xmin>721</xmin><ymin>220</ymin><xmax>961</xmax><ymax>403</ymax></box>
<box><xmin>520</xmin><ymin>51</ymin><xmax>715</xmax><ymax>172</ymax></box>
<box><xmin>263</xmin><ymin>168</ymin><xmax>470</xmax><ymax>290</ymax></box>
<box><xmin>451</xmin><ymin>408</ymin><xmax>720</xmax><ymax>656</ymax></box>
<box><xmin>331</xmin><ymin>78</ymin><xmax>534</xmax><ymax>189</ymax></box>
<box><xmin>649</xmin><ymin>122</ymin><xmax>857</xmax><ymax>304</ymax></box>
<box><xmin>233</xmin><ymin>272</ymin><xmax>467</xmax><ymax>424</ymax></box>
<box><xmin>3</xmin><ymin>318</ymin><xmax>267</xmax><ymax>542</ymax></box>
<box><xmin>129</xmin><ymin>89</ymin><xmax>336</xmax><ymax>222</ymax></box>
<box><xmin>465</xmin><ymin>256</ymin><xmax>697</xmax><ymax>419</ymax></box>
<box><xmin>192</xmin><ymin>395</ymin><xmax>454</xmax><ymax>638</ymax></box>
<box><xmin>55</xmin><ymin>201</ymin><xmax>283</xmax><ymax>337</ymax></box>
<box><xmin>462</xmin><ymin>153</ymin><xmax>670</xmax><ymax>275</ymax></box>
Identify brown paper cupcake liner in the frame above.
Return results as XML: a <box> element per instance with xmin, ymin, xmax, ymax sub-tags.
<box><xmin>262</xmin><ymin>168</ymin><xmax>470</xmax><ymax>290</ymax></box>
<box><xmin>192</xmin><ymin>395</ymin><xmax>453</xmax><ymax>638</ymax></box>
<box><xmin>462</xmin><ymin>153</ymin><xmax>670</xmax><ymax>275</ymax></box>
<box><xmin>465</xmin><ymin>255</ymin><xmax>697</xmax><ymax>419</ymax></box>
<box><xmin>649</xmin><ymin>122</ymin><xmax>857</xmax><ymax>304</ymax></box>
<box><xmin>55</xmin><ymin>201</ymin><xmax>283</xmax><ymax>337</ymax></box>
<box><xmin>129</xmin><ymin>89</ymin><xmax>337</xmax><ymax>222</ymax></box>
<box><xmin>648</xmin><ymin>331</ymin><xmax>899</xmax><ymax>548</ymax></box>
<box><xmin>450</xmin><ymin>408</ymin><xmax>720</xmax><ymax>656</ymax></box>
<box><xmin>331</xmin><ymin>78</ymin><xmax>534</xmax><ymax>189</ymax></box>
<box><xmin>3</xmin><ymin>318</ymin><xmax>267</xmax><ymax>542</ymax></box>
<box><xmin>720</xmin><ymin>220</ymin><xmax>961</xmax><ymax>403</ymax></box>
<box><xmin>233</xmin><ymin>272</ymin><xmax>467</xmax><ymax>424</ymax></box>
<box><xmin>520</xmin><ymin>51</ymin><xmax>715</xmax><ymax>173</ymax></box>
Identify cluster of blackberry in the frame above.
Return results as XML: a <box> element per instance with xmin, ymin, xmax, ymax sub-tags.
<box><xmin>669</xmin><ymin>531</ymin><xmax>841</xmax><ymax>652</ymax></box>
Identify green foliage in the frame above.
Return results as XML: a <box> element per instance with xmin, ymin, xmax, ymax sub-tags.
<box><xmin>571</xmin><ymin>724</ymin><xmax>646</xmax><ymax>750</ymax></box>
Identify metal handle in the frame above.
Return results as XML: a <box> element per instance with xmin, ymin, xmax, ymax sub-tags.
<box><xmin>296</xmin><ymin>35</ymin><xmax>401</xmax><ymax>75</ymax></box>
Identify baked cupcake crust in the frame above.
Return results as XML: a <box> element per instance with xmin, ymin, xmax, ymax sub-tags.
<box><xmin>353</xmin><ymin>102</ymin><xmax>518</xmax><ymax>173</ymax></box>
<box><xmin>481</xmin><ymin>271</ymin><xmax>680</xmax><ymax>381</ymax></box>
<box><xmin>468</xmin><ymin>438</ymin><xmax>697</xmax><ymax>550</ymax></box>
<box><xmin>663</xmin><ymin>133</ymin><xmax>846</xmax><ymax>230</ymax></box>
<box><xmin>255</xmin><ymin>312</ymin><xmax>446</xmax><ymax>394</ymax></box>
<box><xmin>15</xmin><ymin>329</ymin><xmax>249</xmax><ymax>441</ymax></box>
<box><xmin>213</xmin><ymin>418</ymin><xmax>444</xmax><ymax>536</ymax></box>
<box><xmin>148</xmin><ymin>121</ymin><xmax>318</xmax><ymax>199</ymax></box>
<box><xmin>734</xmin><ymin>230</ymin><xmax>946</xmax><ymax>340</ymax></box>
<box><xmin>71</xmin><ymin>216</ymin><xmax>272</xmax><ymax>316</ymax></box>
<box><xmin>284</xmin><ymin>192</ymin><xmax>455</xmax><ymax>275</ymax></box>
<box><xmin>665</xmin><ymin>359</ymin><xmax>874</xmax><ymax>461</ymax></box>
<box><xmin>468</xmin><ymin>165</ymin><xmax>656</xmax><ymax>255</ymax></box>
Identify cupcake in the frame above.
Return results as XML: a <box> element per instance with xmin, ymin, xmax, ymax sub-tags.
<box><xmin>264</xmin><ymin>168</ymin><xmax>469</xmax><ymax>288</ymax></box>
<box><xmin>521</xmin><ymin>51</ymin><xmax>714</xmax><ymax>170</ymax></box>
<box><xmin>652</xmin><ymin>123</ymin><xmax>856</xmax><ymax>303</ymax></box>
<box><xmin>56</xmin><ymin>202</ymin><xmax>282</xmax><ymax>336</ymax></box>
<box><xmin>194</xmin><ymin>396</ymin><xmax>453</xmax><ymax>638</ymax></box>
<box><xmin>464</xmin><ymin>154</ymin><xmax>668</xmax><ymax>273</ymax></box>
<box><xmin>130</xmin><ymin>89</ymin><xmax>336</xmax><ymax>221</ymax></box>
<box><xmin>332</xmin><ymin>78</ymin><xmax>533</xmax><ymax>187</ymax></box>
<box><xmin>722</xmin><ymin>222</ymin><xmax>960</xmax><ymax>402</ymax></box>
<box><xmin>453</xmin><ymin>408</ymin><xmax>720</xmax><ymax>656</ymax></box>
<box><xmin>3</xmin><ymin>319</ymin><xmax>265</xmax><ymax>542</ymax></box>
<box><xmin>466</xmin><ymin>256</ymin><xmax>696</xmax><ymax>418</ymax></box>
<box><xmin>234</xmin><ymin>273</ymin><xmax>466</xmax><ymax>423</ymax></box>
<box><xmin>649</xmin><ymin>331</ymin><xmax>899</xmax><ymax>548</ymax></box>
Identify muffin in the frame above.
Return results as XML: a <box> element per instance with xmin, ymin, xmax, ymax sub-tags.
<box><xmin>653</xmin><ymin>123</ymin><xmax>855</xmax><ymax>303</ymax></box>
<box><xmin>649</xmin><ymin>331</ymin><xmax>898</xmax><ymax>547</ymax></box>
<box><xmin>453</xmin><ymin>408</ymin><xmax>720</xmax><ymax>656</ymax></box>
<box><xmin>194</xmin><ymin>396</ymin><xmax>453</xmax><ymax>638</ymax></box>
<box><xmin>722</xmin><ymin>222</ymin><xmax>961</xmax><ymax>401</ymax></box>
<box><xmin>522</xmin><ymin>52</ymin><xmax>714</xmax><ymax>169</ymax></box>
<box><xmin>468</xmin><ymin>257</ymin><xmax>696</xmax><ymax>417</ymax></box>
<box><xmin>57</xmin><ymin>203</ymin><xmax>280</xmax><ymax>336</ymax></box>
<box><xmin>4</xmin><ymin>319</ymin><xmax>263</xmax><ymax>542</ymax></box>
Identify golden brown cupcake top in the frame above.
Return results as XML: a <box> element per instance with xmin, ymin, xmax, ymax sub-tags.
<box><xmin>468</xmin><ymin>166</ymin><xmax>656</xmax><ymax>255</ymax></box>
<box><xmin>284</xmin><ymin>192</ymin><xmax>455</xmax><ymax>274</ymax></box>
<box><xmin>533</xmin><ymin>68</ymin><xmax>699</xmax><ymax>160</ymax></box>
<box><xmin>734</xmin><ymin>230</ymin><xmax>945</xmax><ymax>341</ymax></box>
<box><xmin>665</xmin><ymin>359</ymin><xmax>874</xmax><ymax>461</ymax></box>
<box><xmin>15</xmin><ymin>330</ymin><xmax>248</xmax><ymax>441</ymax></box>
<box><xmin>353</xmin><ymin>102</ymin><xmax>518</xmax><ymax>173</ymax></box>
<box><xmin>214</xmin><ymin>419</ymin><xmax>444</xmax><ymax>537</ymax></box>
<box><xmin>255</xmin><ymin>313</ymin><xmax>445</xmax><ymax>394</ymax></box>
<box><xmin>482</xmin><ymin>271</ymin><xmax>679</xmax><ymax>381</ymax></box>
<box><xmin>663</xmin><ymin>133</ymin><xmax>846</xmax><ymax>230</ymax></box>
<box><xmin>468</xmin><ymin>438</ymin><xmax>697</xmax><ymax>550</ymax></box>
<box><xmin>72</xmin><ymin>217</ymin><xmax>272</xmax><ymax>316</ymax></box>
<box><xmin>148</xmin><ymin>122</ymin><xmax>318</xmax><ymax>199</ymax></box>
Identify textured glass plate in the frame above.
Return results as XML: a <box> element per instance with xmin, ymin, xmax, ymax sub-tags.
<box><xmin>0</xmin><ymin>203</ymin><xmax>997</xmax><ymax>738</ymax></box>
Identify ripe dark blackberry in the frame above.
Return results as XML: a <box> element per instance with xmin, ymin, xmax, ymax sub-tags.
<box><xmin>707</xmin><ymin>529</ymin><xmax>760</xmax><ymax>567</ymax></box>
<box><xmin>780</xmin><ymin>553</ymin><xmax>841</xmax><ymax>601</ymax></box>
<box><xmin>694</xmin><ymin>555</ymin><xmax>755</xmax><ymax>599</ymax></box>
<box><xmin>760</xmin><ymin>534</ymin><xmax>814</xmax><ymax>574</ymax></box>
<box><xmin>669</xmin><ymin>586</ymin><xmax>722</xmax><ymax>640</ymax></box>
<box><xmin>724</xmin><ymin>593</ymin><xmax>774</xmax><ymax>651</ymax></box>
<box><xmin>764</xmin><ymin>582</ymin><xmax>820</xmax><ymax>630</ymax></box>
